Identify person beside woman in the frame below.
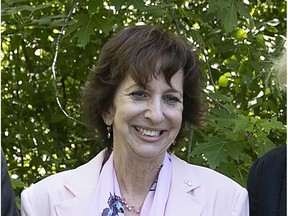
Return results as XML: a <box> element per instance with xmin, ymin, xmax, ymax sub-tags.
<box><xmin>247</xmin><ymin>49</ymin><xmax>287</xmax><ymax>216</ymax></box>
<box><xmin>1</xmin><ymin>149</ymin><xmax>19</xmax><ymax>216</ymax></box>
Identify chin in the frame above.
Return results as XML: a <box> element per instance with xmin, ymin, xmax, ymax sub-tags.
<box><xmin>132</xmin><ymin>145</ymin><xmax>168</xmax><ymax>159</ymax></box>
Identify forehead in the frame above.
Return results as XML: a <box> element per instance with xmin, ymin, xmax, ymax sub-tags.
<box><xmin>121</xmin><ymin>69</ymin><xmax>184</xmax><ymax>92</ymax></box>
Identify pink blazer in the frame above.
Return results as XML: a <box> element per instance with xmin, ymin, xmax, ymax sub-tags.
<box><xmin>21</xmin><ymin>150</ymin><xmax>249</xmax><ymax>216</ymax></box>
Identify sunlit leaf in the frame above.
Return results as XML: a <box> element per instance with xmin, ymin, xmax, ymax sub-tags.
<box><xmin>235</xmin><ymin>28</ymin><xmax>247</xmax><ymax>39</ymax></box>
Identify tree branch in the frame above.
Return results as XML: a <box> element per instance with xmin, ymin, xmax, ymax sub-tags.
<box><xmin>51</xmin><ymin>2</ymin><xmax>85</xmax><ymax>126</ymax></box>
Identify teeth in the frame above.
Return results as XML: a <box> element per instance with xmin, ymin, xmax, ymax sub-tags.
<box><xmin>136</xmin><ymin>127</ymin><xmax>160</xmax><ymax>137</ymax></box>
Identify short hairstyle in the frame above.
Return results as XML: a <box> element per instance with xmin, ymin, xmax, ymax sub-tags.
<box><xmin>81</xmin><ymin>25</ymin><xmax>206</xmax><ymax>151</ymax></box>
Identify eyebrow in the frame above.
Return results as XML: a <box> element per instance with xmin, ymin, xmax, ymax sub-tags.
<box><xmin>124</xmin><ymin>83</ymin><xmax>140</xmax><ymax>93</ymax></box>
<box><xmin>125</xmin><ymin>83</ymin><xmax>183</xmax><ymax>97</ymax></box>
<box><xmin>165</xmin><ymin>88</ymin><xmax>183</xmax><ymax>97</ymax></box>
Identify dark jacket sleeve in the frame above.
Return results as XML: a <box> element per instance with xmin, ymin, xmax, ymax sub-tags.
<box><xmin>1</xmin><ymin>149</ymin><xmax>19</xmax><ymax>216</ymax></box>
<box><xmin>247</xmin><ymin>145</ymin><xmax>287</xmax><ymax>216</ymax></box>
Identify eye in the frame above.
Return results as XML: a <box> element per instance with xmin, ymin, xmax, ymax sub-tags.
<box><xmin>130</xmin><ymin>90</ymin><xmax>148</xmax><ymax>101</ymax></box>
<box><xmin>163</xmin><ymin>95</ymin><xmax>181</xmax><ymax>105</ymax></box>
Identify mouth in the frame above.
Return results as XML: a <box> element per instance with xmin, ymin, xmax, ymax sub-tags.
<box><xmin>135</xmin><ymin>127</ymin><xmax>163</xmax><ymax>137</ymax></box>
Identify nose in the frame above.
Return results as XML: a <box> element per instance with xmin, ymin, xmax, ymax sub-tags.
<box><xmin>144</xmin><ymin>98</ymin><xmax>165</xmax><ymax>123</ymax></box>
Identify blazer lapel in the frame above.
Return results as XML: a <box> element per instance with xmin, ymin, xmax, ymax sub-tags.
<box><xmin>55</xmin><ymin>192</ymin><xmax>95</xmax><ymax>216</ymax></box>
<box><xmin>54</xmin><ymin>149</ymin><xmax>107</xmax><ymax>216</ymax></box>
<box><xmin>165</xmin><ymin>154</ymin><xmax>204</xmax><ymax>216</ymax></box>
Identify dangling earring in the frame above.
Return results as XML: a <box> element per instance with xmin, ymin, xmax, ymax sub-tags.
<box><xmin>107</xmin><ymin>125</ymin><xmax>111</xmax><ymax>139</ymax></box>
<box><xmin>172</xmin><ymin>140</ymin><xmax>176</xmax><ymax>146</ymax></box>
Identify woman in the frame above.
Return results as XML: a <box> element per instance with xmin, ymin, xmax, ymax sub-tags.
<box><xmin>21</xmin><ymin>25</ymin><xmax>249</xmax><ymax>216</ymax></box>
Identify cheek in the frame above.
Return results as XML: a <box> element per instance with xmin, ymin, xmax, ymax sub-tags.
<box><xmin>169</xmin><ymin>108</ymin><xmax>183</xmax><ymax>127</ymax></box>
<box><xmin>114</xmin><ymin>103</ymin><xmax>141</xmax><ymax>122</ymax></box>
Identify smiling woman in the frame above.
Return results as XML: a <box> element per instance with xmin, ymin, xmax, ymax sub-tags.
<box><xmin>20</xmin><ymin>25</ymin><xmax>249</xmax><ymax>216</ymax></box>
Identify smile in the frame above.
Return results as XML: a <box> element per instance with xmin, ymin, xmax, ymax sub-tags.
<box><xmin>135</xmin><ymin>127</ymin><xmax>162</xmax><ymax>137</ymax></box>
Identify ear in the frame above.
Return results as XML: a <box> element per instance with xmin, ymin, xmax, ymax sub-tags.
<box><xmin>102</xmin><ymin>106</ymin><xmax>115</xmax><ymax>125</ymax></box>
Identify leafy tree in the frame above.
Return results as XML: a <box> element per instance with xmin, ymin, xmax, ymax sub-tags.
<box><xmin>1</xmin><ymin>0</ymin><xmax>286</xmax><ymax>206</ymax></box>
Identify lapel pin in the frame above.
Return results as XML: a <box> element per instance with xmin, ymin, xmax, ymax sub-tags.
<box><xmin>184</xmin><ymin>180</ymin><xmax>193</xmax><ymax>187</ymax></box>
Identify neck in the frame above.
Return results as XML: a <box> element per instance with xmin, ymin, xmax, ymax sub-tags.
<box><xmin>113</xmin><ymin>149</ymin><xmax>165</xmax><ymax>205</ymax></box>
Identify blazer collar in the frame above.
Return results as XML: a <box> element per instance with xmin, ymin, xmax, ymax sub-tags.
<box><xmin>64</xmin><ymin>149</ymin><xmax>107</xmax><ymax>195</ymax></box>
<box><xmin>55</xmin><ymin>151</ymin><xmax>203</xmax><ymax>216</ymax></box>
<box><xmin>165</xmin><ymin>154</ymin><xmax>203</xmax><ymax>215</ymax></box>
<box><xmin>170</xmin><ymin>154</ymin><xmax>201</xmax><ymax>191</ymax></box>
<box><xmin>55</xmin><ymin>149</ymin><xmax>107</xmax><ymax>216</ymax></box>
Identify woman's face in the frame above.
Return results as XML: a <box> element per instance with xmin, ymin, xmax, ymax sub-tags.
<box><xmin>105</xmin><ymin>70</ymin><xmax>184</xmax><ymax>159</ymax></box>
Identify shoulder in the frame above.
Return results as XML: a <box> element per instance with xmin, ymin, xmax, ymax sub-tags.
<box><xmin>22</xmin><ymin>150</ymin><xmax>105</xmax><ymax>195</ymax></box>
<box><xmin>22</xmin><ymin>168</ymin><xmax>74</xmax><ymax>198</ymax></box>
<box><xmin>258</xmin><ymin>145</ymin><xmax>286</xmax><ymax>166</ymax></box>
<box><xmin>21</xmin><ymin>150</ymin><xmax>107</xmax><ymax>216</ymax></box>
<box><xmin>21</xmin><ymin>169</ymin><xmax>73</xmax><ymax>215</ymax></box>
<box><xmin>247</xmin><ymin>145</ymin><xmax>286</xmax><ymax>192</ymax></box>
<box><xmin>171</xmin><ymin>154</ymin><xmax>244</xmax><ymax>189</ymax></box>
<box><xmin>247</xmin><ymin>145</ymin><xmax>286</xmax><ymax>215</ymax></box>
<box><xmin>170</xmin><ymin>154</ymin><xmax>249</xmax><ymax>215</ymax></box>
<box><xmin>249</xmin><ymin>145</ymin><xmax>286</xmax><ymax>178</ymax></box>
<box><xmin>170</xmin><ymin>154</ymin><xmax>247</xmax><ymax>201</ymax></box>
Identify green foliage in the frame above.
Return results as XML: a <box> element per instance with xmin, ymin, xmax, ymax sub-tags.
<box><xmin>1</xmin><ymin>0</ymin><xmax>286</xmax><ymax>206</ymax></box>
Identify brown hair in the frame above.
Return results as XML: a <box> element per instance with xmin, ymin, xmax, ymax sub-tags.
<box><xmin>81</xmin><ymin>25</ymin><xmax>206</xmax><ymax>151</ymax></box>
